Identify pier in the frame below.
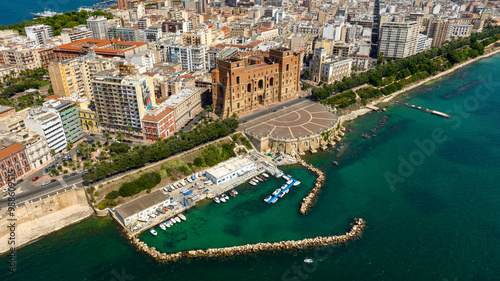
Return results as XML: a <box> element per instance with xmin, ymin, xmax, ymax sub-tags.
<box><xmin>266</xmin><ymin>177</ymin><xmax>296</xmax><ymax>204</ymax></box>
<box><xmin>296</xmin><ymin>157</ymin><xmax>326</xmax><ymax>215</ymax></box>
<box><xmin>404</xmin><ymin>103</ymin><xmax>451</xmax><ymax>118</ymax></box>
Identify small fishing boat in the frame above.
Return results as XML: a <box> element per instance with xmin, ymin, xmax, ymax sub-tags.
<box><xmin>170</xmin><ymin>218</ymin><xmax>176</xmax><ymax>224</ymax></box>
<box><xmin>264</xmin><ymin>195</ymin><xmax>272</xmax><ymax>202</ymax></box>
<box><xmin>165</xmin><ymin>222</ymin><xmax>171</xmax><ymax>228</ymax></box>
<box><xmin>233</xmin><ymin>190</ymin><xmax>238</xmax><ymax>196</ymax></box>
<box><xmin>150</xmin><ymin>229</ymin><xmax>158</xmax><ymax>236</ymax></box>
<box><xmin>272</xmin><ymin>189</ymin><xmax>280</xmax><ymax>196</ymax></box>
<box><xmin>214</xmin><ymin>197</ymin><xmax>220</xmax><ymax>203</ymax></box>
<box><xmin>282</xmin><ymin>175</ymin><xmax>290</xmax><ymax>180</ymax></box>
<box><xmin>222</xmin><ymin>194</ymin><xmax>229</xmax><ymax>200</ymax></box>
<box><xmin>159</xmin><ymin>224</ymin><xmax>166</xmax><ymax>231</ymax></box>
<box><xmin>293</xmin><ymin>181</ymin><xmax>301</xmax><ymax>186</ymax></box>
<box><xmin>249</xmin><ymin>181</ymin><xmax>257</xmax><ymax>186</ymax></box>
<box><xmin>178</xmin><ymin>213</ymin><xmax>186</xmax><ymax>221</ymax></box>
<box><xmin>220</xmin><ymin>196</ymin><xmax>226</xmax><ymax>203</ymax></box>
<box><xmin>286</xmin><ymin>179</ymin><xmax>293</xmax><ymax>185</ymax></box>
<box><xmin>262</xmin><ymin>173</ymin><xmax>269</xmax><ymax>178</ymax></box>
<box><xmin>175</xmin><ymin>216</ymin><xmax>181</xmax><ymax>223</ymax></box>
<box><xmin>304</xmin><ymin>258</ymin><xmax>313</xmax><ymax>263</ymax></box>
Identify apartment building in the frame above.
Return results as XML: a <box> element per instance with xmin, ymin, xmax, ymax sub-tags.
<box><xmin>182</xmin><ymin>29</ymin><xmax>212</xmax><ymax>45</ymax></box>
<box><xmin>42</xmin><ymin>100</ymin><xmax>83</xmax><ymax>143</ymax></box>
<box><xmin>141</xmin><ymin>106</ymin><xmax>175</xmax><ymax>141</ymax></box>
<box><xmin>0</xmin><ymin>108</ymin><xmax>29</xmax><ymax>133</ymax></box>
<box><xmin>427</xmin><ymin>18</ymin><xmax>450</xmax><ymax>47</ymax></box>
<box><xmin>108</xmin><ymin>26</ymin><xmax>143</xmax><ymax>42</ymax></box>
<box><xmin>0</xmin><ymin>140</ymin><xmax>31</xmax><ymax>189</ymax></box>
<box><xmin>161</xmin><ymin>88</ymin><xmax>202</xmax><ymax>129</ymax></box>
<box><xmin>24</xmin><ymin>108</ymin><xmax>68</xmax><ymax>154</ymax></box>
<box><xmin>48</xmin><ymin>52</ymin><xmax>114</xmax><ymax>100</ymax></box>
<box><xmin>25</xmin><ymin>24</ymin><xmax>53</xmax><ymax>45</ymax></box>
<box><xmin>211</xmin><ymin>48</ymin><xmax>301</xmax><ymax>118</ymax></box>
<box><xmin>165</xmin><ymin>44</ymin><xmax>208</xmax><ymax>72</ymax></box>
<box><xmin>378</xmin><ymin>21</ymin><xmax>419</xmax><ymax>59</ymax></box>
<box><xmin>320</xmin><ymin>57</ymin><xmax>352</xmax><ymax>84</ymax></box>
<box><xmin>0</xmin><ymin>46</ymin><xmax>42</xmax><ymax>70</ymax></box>
<box><xmin>87</xmin><ymin>16</ymin><xmax>109</xmax><ymax>40</ymax></box>
<box><xmin>61</xmin><ymin>25</ymin><xmax>93</xmax><ymax>44</ymax></box>
<box><xmin>0</xmin><ymin>130</ymin><xmax>52</xmax><ymax>170</ymax></box>
<box><xmin>92</xmin><ymin>70</ymin><xmax>156</xmax><ymax>136</ymax></box>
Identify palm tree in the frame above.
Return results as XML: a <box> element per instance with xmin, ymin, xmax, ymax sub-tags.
<box><xmin>127</xmin><ymin>125</ymin><xmax>133</xmax><ymax>136</ymax></box>
<box><xmin>104</xmin><ymin>132</ymin><xmax>111</xmax><ymax>143</ymax></box>
<box><xmin>116</xmin><ymin>132</ymin><xmax>124</xmax><ymax>142</ymax></box>
<box><xmin>50</xmin><ymin>149</ymin><xmax>56</xmax><ymax>156</ymax></box>
<box><xmin>66</xmin><ymin>142</ymin><xmax>74</xmax><ymax>151</ymax></box>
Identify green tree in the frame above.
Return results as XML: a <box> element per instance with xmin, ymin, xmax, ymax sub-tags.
<box><xmin>50</xmin><ymin>149</ymin><xmax>56</xmax><ymax>156</ymax></box>
<box><xmin>66</xmin><ymin>142</ymin><xmax>74</xmax><ymax>151</ymax></box>
<box><xmin>117</xmin><ymin>132</ymin><xmax>125</xmax><ymax>142</ymax></box>
<box><xmin>87</xmin><ymin>120</ymin><xmax>94</xmax><ymax>130</ymax></box>
<box><xmin>104</xmin><ymin>132</ymin><xmax>111</xmax><ymax>142</ymax></box>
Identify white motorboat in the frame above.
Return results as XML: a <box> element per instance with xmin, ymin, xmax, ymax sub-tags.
<box><xmin>255</xmin><ymin>177</ymin><xmax>263</xmax><ymax>182</ymax></box>
<box><xmin>175</xmin><ymin>216</ymin><xmax>181</xmax><ymax>223</ymax></box>
<box><xmin>304</xmin><ymin>258</ymin><xmax>313</xmax><ymax>263</ymax></box>
<box><xmin>262</xmin><ymin>173</ymin><xmax>269</xmax><ymax>178</ymax></box>
<box><xmin>178</xmin><ymin>213</ymin><xmax>186</xmax><ymax>221</ymax></box>
<box><xmin>170</xmin><ymin>218</ymin><xmax>177</xmax><ymax>224</ymax></box>
<box><xmin>150</xmin><ymin>229</ymin><xmax>158</xmax><ymax>236</ymax></box>
<box><xmin>264</xmin><ymin>195</ymin><xmax>272</xmax><ymax>202</ymax></box>
<box><xmin>214</xmin><ymin>197</ymin><xmax>220</xmax><ymax>203</ymax></box>
<box><xmin>286</xmin><ymin>180</ymin><xmax>293</xmax><ymax>185</ymax></box>
<box><xmin>220</xmin><ymin>196</ymin><xmax>226</xmax><ymax>203</ymax></box>
<box><xmin>166</xmin><ymin>222</ymin><xmax>171</xmax><ymax>228</ymax></box>
<box><xmin>249</xmin><ymin>181</ymin><xmax>257</xmax><ymax>186</ymax></box>
<box><xmin>233</xmin><ymin>190</ymin><xmax>238</xmax><ymax>196</ymax></box>
<box><xmin>293</xmin><ymin>181</ymin><xmax>301</xmax><ymax>186</ymax></box>
<box><xmin>270</xmin><ymin>197</ymin><xmax>278</xmax><ymax>203</ymax></box>
<box><xmin>222</xmin><ymin>194</ymin><xmax>229</xmax><ymax>200</ymax></box>
<box><xmin>283</xmin><ymin>175</ymin><xmax>290</xmax><ymax>180</ymax></box>
<box><xmin>159</xmin><ymin>224</ymin><xmax>166</xmax><ymax>231</ymax></box>
<box><xmin>272</xmin><ymin>189</ymin><xmax>280</xmax><ymax>196</ymax></box>
<box><xmin>279</xmin><ymin>192</ymin><xmax>285</xmax><ymax>198</ymax></box>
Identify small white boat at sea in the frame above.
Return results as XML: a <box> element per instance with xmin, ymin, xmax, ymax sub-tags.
<box><xmin>175</xmin><ymin>216</ymin><xmax>181</xmax><ymax>223</ymax></box>
<box><xmin>222</xmin><ymin>194</ymin><xmax>229</xmax><ymax>200</ymax></box>
<box><xmin>249</xmin><ymin>181</ymin><xmax>257</xmax><ymax>186</ymax></box>
<box><xmin>214</xmin><ymin>197</ymin><xmax>220</xmax><ymax>203</ymax></box>
<box><xmin>286</xmin><ymin>180</ymin><xmax>293</xmax><ymax>185</ymax></box>
<box><xmin>262</xmin><ymin>173</ymin><xmax>269</xmax><ymax>178</ymax></box>
<box><xmin>270</xmin><ymin>197</ymin><xmax>278</xmax><ymax>204</ymax></box>
<box><xmin>159</xmin><ymin>224</ymin><xmax>166</xmax><ymax>231</ymax></box>
<box><xmin>283</xmin><ymin>175</ymin><xmax>290</xmax><ymax>180</ymax></box>
<box><xmin>304</xmin><ymin>258</ymin><xmax>313</xmax><ymax>263</ymax></box>
<box><xmin>272</xmin><ymin>189</ymin><xmax>280</xmax><ymax>196</ymax></box>
<box><xmin>220</xmin><ymin>196</ymin><xmax>226</xmax><ymax>203</ymax></box>
<box><xmin>150</xmin><ymin>229</ymin><xmax>158</xmax><ymax>236</ymax></box>
<box><xmin>264</xmin><ymin>195</ymin><xmax>272</xmax><ymax>202</ymax></box>
<box><xmin>293</xmin><ymin>181</ymin><xmax>301</xmax><ymax>186</ymax></box>
<box><xmin>165</xmin><ymin>222</ymin><xmax>171</xmax><ymax>228</ymax></box>
<box><xmin>178</xmin><ymin>213</ymin><xmax>186</xmax><ymax>221</ymax></box>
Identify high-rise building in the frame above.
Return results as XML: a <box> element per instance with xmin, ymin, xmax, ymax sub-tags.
<box><xmin>182</xmin><ymin>29</ymin><xmax>212</xmax><ymax>45</ymax></box>
<box><xmin>378</xmin><ymin>21</ymin><xmax>419</xmax><ymax>59</ymax></box>
<box><xmin>92</xmin><ymin>69</ymin><xmax>156</xmax><ymax>136</ymax></box>
<box><xmin>42</xmin><ymin>100</ymin><xmax>84</xmax><ymax>144</ymax></box>
<box><xmin>311</xmin><ymin>47</ymin><xmax>327</xmax><ymax>83</ymax></box>
<box><xmin>87</xmin><ymin>16</ymin><xmax>109</xmax><ymax>40</ymax></box>
<box><xmin>427</xmin><ymin>18</ymin><xmax>450</xmax><ymax>47</ymax></box>
<box><xmin>48</xmin><ymin>52</ymin><xmax>114</xmax><ymax>100</ymax></box>
<box><xmin>211</xmin><ymin>48</ymin><xmax>301</xmax><ymax>118</ymax></box>
<box><xmin>25</xmin><ymin>24</ymin><xmax>53</xmax><ymax>45</ymax></box>
<box><xmin>108</xmin><ymin>26</ymin><xmax>143</xmax><ymax>42</ymax></box>
<box><xmin>166</xmin><ymin>44</ymin><xmax>209</xmax><ymax>72</ymax></box>
<box><xmin>61</xmin><ymin>25</ymin><xmax>94</xmax><ymax>44</ymax></box>
<box><xmin>24</xmin><ymin>108</ymin><xmax>67</xmax><ymax>154</ymax></box>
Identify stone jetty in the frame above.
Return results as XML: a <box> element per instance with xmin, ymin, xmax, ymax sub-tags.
<box><xmin>404</xmin><ymin>103</ymin><xmax>451</xmax><ymax>118</ymax></box>
<box><xmin>127</xmin><ymin>218</ymin><xmax>366</xmax><ymax>263</ymax></box>
<box><xmin>296</xmin><ymin>157</ymin><xmax>325</xmax><ymax>215</ymax></box>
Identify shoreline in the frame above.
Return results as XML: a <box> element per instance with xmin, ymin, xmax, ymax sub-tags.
<box><xmin>338</xmin><ymin>46</ymin><xmax>500</xmax><ymax>124</ymax></box>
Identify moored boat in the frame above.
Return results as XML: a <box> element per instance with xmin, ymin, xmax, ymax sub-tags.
<box><xmin>159</xmin><ymin>224</ymin><xmax>166</xmax><ymax>231</ymax></box>
<box><xmin>214</xmin><ymin>197</ymin><xmax>220</xmax><ymax>203</ymax></box>
<box><xmin>220</xmin><ymin>196</ymin><xmax>226</xmax><ymax>203</ymax></box>
<box><xmin>150</xmin><ymin>229</ymin><xmax>158</xmax><ymax>236</ymax></box>
<box><xmin>304</xmin><ymin>258</ymin><xmax>313</xmax><ymax>263</ymax></box>
<box><xmin>175</xmin><ymin>216</ymin><xmax>181</xmax><ymax>223</ymax></box>
<box><xmin>286</xmin><ymin>179</ymin><xmax>293</xmax><ymax>185</ymax></box>
<box><xmin>270</xmin><ymin>197</ymin><xmax>278</xmax><ymax>203</ymax></box>
<box><xmin>293</xmin><ymin>181</ymin><xmax>301</xmax><ymax>186</ymax></box>
<box><xmin>178</xmin><ymin>213</ymin><xmax>186</xmax><ymax>221</ymax></box>
<box><xmin>264</xmin><ymin>195</ymin><xmax>272</xmax><ymax>202</ymax></box>
<box><xmin>170</xmin><ymin>218</ymin><xmax>176</xmax><ymax>224</ymax></box>
<box><xmin>262</xmin><ymin>173</ymin><xmax>269</xmax><ymax>178</ymax></box>
<box><xmin>249</xmin><ymin>181</ymin><xmax>257</xmax><ymax>186</ymax></box>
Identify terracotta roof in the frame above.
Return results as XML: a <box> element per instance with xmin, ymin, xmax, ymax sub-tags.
<box><xmin>142</xmin><ymin>107</ymin><xmax>174</xmax><ymax>123</ymax></box>
<box><xmin>54</xmin><ymin>39</ymin><xmax>147</xmax><ymax>56</ymax></box>
<box><xmin>0</xmin><ymin>142</ymin><xmax>24</xmax><ymax>161</ymax></box>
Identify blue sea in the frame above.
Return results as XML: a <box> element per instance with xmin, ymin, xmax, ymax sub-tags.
<box><xmin>2</xmin><ymin>54</ymin><xmax>500</xmax><ymax>280</ymax></box>
<box><xmin>0</xmin><ymin>0</ymin><xmax>98</xmax><ymax>26</ymax></box>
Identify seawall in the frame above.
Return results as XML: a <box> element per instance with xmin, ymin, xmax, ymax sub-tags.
<box><xmin>296</xmin><ymin>157</ymin><xmax>326</xmax><ymax>215</ymax></box>
<box><xmin>128</xmin><ymin>218</ymin><xmax>366</xmax><ymax>263</ymax></box>
<box><xmin>0</xmin><ymin>188</ymin><xmax>94</xmax><ymax>254</ymax></box>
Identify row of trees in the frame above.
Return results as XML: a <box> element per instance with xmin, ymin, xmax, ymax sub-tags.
<box><xmin>0</xmin><ymin>10</ymin><xmax>113</xmax><ymax>36</ymax></box>
<box><xmin>312</xmin><ymin>26</ymin><xmax>500</xmax><ymax>101</ymax></box>
<box><xmin>193</xmin><ymin>143</ymin><xmax>236</xmax><ymax>168</ymax></box>
<box><xmin>83</xmin><ymin>117</ymin><xmax>239</xmax><ymax>183</ymax></box>
<box><xmin>320</xmin><ymin>90</ymin><xmax>356</xmax><ymax>108</ymax></box>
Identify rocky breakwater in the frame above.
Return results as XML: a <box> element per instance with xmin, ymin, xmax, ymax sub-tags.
<box><xmin>127</xmin><ymin>218</ymin><xmax>366</xmax><ymax>263</ymax></box>
<box><xmin>296</xmin><ymin>157</ymin><xmax>325</xmax><ymax>215</ymax></box>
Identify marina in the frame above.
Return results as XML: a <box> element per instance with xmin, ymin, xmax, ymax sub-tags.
<box><xmin>264</xmin><ymin>175</ymin><xmax>300</xmax><ymax>204</ymax></box>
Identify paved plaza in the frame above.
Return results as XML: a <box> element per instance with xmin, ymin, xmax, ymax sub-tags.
<box><xmin>239</xmin><ymin>100</ymin><xmax>338</xmax><ymax>139</ymax></box>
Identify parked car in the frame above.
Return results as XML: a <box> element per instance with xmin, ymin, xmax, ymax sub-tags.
<box><xmin>32</xmin><ymin>177</ymin><xmax>39</xmax><ymax>182</ymax></box>
<box><xmin>50</xmin><ymin>179</ymin><xmax>57</xmax><ymax>183</ymax></box>
<box><xmin>16</xmin><ymin>179</ymin><xmax>23</xmax><ymax>185</ymax></box>
<box><xmin>62</xmin><ymin>175</ymin><xmax>69</xmax><ymax>179</ymax></box>
<box><xmin>42</xmin><ymin>182</ymin><xmax>49</xmax><ymax>186</ymax></box>
<box><xmin>70</xmin><ymin>173</ymin><xmax>77</xmax><ymax>176</ymax></box>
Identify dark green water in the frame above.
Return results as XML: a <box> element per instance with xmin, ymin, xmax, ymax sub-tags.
<box><xmin>3</xmin><ymin>55</ymin><xmax>500</xmax><ymax>280</ymax></box>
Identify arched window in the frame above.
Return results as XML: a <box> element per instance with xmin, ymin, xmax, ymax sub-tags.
<box><xmin>258</xmin><ymin>80</ymin><xmax>263</xmax><ymax>90</ymax></box>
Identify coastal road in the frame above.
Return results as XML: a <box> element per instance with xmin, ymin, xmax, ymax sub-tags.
<box><xmin>0</xmin><ymin>173</ymin><xmax>84</xmax><ymax>209</ymax></box>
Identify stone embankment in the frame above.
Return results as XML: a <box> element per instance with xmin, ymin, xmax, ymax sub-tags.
<box><xmin>296</xmin><ymin>157</ymin><xmax>326</xmax><ymax>215</ymax></box>
<box><xmin>128</xmin><ymin>218</ymin><xmax>366</xmax><ymax>263</ymax></box>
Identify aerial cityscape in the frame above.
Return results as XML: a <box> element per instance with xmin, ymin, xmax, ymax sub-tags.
<box><xmin>1</xmin><ymin>0</ymin><xmax>500</xmax><ymax>279</ymax></box>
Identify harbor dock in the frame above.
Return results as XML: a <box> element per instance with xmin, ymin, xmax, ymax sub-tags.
<box><xmin>266</xmin><ymin>177</ymin><xmax>297</xmax><ymax>204</ymax></box>
<box><xmin>404</xmin><ymin>103</ymin><xmax>451</xmax><ymax>118</ymax></box>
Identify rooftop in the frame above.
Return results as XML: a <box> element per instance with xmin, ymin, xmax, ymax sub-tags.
<box><xmin>0</xmin><ymin>141</ymin><xmax>24</xmax><ymax>161</ymax></box>
<box><xmin>205</xmin><ymin>156</ymin><xmax>255</xmax><ymax>179</ymax></box>
<box><xmin>115</xmin><ymin>190</ymin><xmax>168</xmax><ymax>219</ymax></box>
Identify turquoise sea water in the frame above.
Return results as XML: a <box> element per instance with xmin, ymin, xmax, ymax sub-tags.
<box><xmin>2</xmin><ymin>54</ymin><xmax>500</xmax><ymax>280</ymax></box>
<box><xmin>0</xmin><ymin>0</ymin><xmax>97</xmax><ymax>26</ymax></box>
